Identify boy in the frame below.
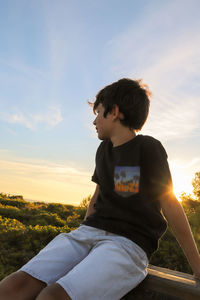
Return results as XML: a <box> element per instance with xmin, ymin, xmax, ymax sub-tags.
<box><xmin>0</xmin><ymin>78</ymin><xmax>200</xmax><ymax>300</ymax></box>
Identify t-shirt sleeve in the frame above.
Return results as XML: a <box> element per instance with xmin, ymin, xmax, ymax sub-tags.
<box><xmin>91</xmin><ymin>167</ymin><xmax>99</xmax><ymax>184</ymax></box>
<box><xmin>141</xmin><ymin>138</ymin><xmax>173</xmax><ymax>199</ymax></box>
<box><xmin>91</xmin><ymin>141</ymin><xmax>105</xmax><ymax>184</ymax></box>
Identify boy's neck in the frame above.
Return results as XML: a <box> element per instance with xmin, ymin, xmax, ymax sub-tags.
<box><xmin>111</xmin><ymin>129</ymin><xmax>136</xmax><ymax>148</ymax></box>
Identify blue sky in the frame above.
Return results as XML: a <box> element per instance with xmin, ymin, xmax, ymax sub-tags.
<box><xmin>0</xmin><ymin>0</ymin><xmax>200</xmax><ymax>205</ymax></box>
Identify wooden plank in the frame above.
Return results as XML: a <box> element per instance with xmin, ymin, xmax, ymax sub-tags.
<box><xmin>144</xmin><ymin>265</ymin><xmax>200</xmax><ymax>300</ymax></box>
<box><xmin>122</xmin><ymin>265</ymin><xmax>200</xmax><ymax>299</ymax></box>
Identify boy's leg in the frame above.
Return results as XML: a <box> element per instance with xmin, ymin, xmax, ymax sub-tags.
<box><xmin>19</xmin><ymin>230</ymin><xmax>91</xmax><ymax>285</ymax></box>
<box><xmin>36</xmin><ymin>283</ymin><xmax>72</xmax><ymax>300</ymax></box>
<box><xmin>55</xmin><ymin>233</ymin><xmax>148</xmax><ymax>300</ymax></box>
<box><xmin>0</xmin><ymin>270</ymin><xmax>46</xmax><ymax>300</ymax></box>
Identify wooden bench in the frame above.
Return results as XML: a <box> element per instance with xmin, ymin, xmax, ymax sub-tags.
<box><xmin>122</xmin><ymin>265</ymin><xmax>200</xmax><ymax>300</ymax></box>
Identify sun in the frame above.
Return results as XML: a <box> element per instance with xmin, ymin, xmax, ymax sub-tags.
<box><xmin>170</xmin><ymin>161</ymin><xmax>193</xmax><ymax>201</ymax></box>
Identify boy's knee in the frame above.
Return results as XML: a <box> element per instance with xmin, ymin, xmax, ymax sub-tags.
<box><xmin>1</xmin><ymin>271</ymin><xmax>45</xmax><ymax>287</ymax></box>
<box><xmin>0</xmin><ymin>272</ymin><xmax>24</xmax><ymax>298</ymax></box>
<box><xmin>0</xmin><ymin>271</ymin><xmax>24</xmax><ymax>289</ymax></box>
<box><xmin>0</xmin><ymin>271</ymin><xmax>46</xmax><ymax>298</ymax></box>
<box><xmin>36</xmin><ymin>283</ymin><xmax>71</xmax><ymax>300</ymax></box>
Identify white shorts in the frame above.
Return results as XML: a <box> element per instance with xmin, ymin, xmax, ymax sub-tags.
<box><xmin>20</xmin><ymin>225</ymin><xmax>148</xmax><ymax>300</ymax></box>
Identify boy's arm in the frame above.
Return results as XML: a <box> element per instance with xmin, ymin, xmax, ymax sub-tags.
<box><xmin>159</xmin><ymin>193</ymin><xmax>200</xmax><ymax>280</ymax></box>
<box><xmin>83</xmin><ymin>184</ymin><xmax>99</xmax><ymax>221</ymax></box>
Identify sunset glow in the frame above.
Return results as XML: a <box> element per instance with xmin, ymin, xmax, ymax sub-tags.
<box><xmin>170</xmin><ymin>161</ymin><xmax>194</xmax><ymax>200</ymax></box>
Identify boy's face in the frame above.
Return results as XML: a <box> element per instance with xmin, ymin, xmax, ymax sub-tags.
<box><xmin>93</xmin><ymin>103</ymin><xmax>114</xmax><ymax>140</ymax></box>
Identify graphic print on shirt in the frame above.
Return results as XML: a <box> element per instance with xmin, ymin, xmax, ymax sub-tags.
<box><xmin>114</xmin><ymin>166</ymin><xmax>140</xmax><ymax>197</ymax></box>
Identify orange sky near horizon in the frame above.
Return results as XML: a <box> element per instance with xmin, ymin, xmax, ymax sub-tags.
<box><xmin>170</xmin><ymin>161</ymin><xmax>194</xmax><ymax>201</ymax></box>
<box><xmin>0</xmin><ymin>156</ymin><xmax>196</xmax><ymax>205</ymax></box>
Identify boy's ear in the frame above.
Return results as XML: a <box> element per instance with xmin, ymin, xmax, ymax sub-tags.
<box><xmin>112</xmin><ymin>105</ymin><xmax>124</xmax><ymax>120</ymax></box>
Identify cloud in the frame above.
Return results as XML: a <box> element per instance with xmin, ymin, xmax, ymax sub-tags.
<box><xmin>0</xmin><ymin>106</ymin><xmax>63</xmax><ymax>130</ymax></box>
<box><xmin>182</xmin><ymin>158</ymin><xmax>200</xmax><ymax>169</ymax></box>
<box><xmin>140</xmin><ymin>33</ymin><xmax>200</xmax><ymax>140</ymax></box>
<box><xmin>0</xmin><ymin>156</ymin><xmax>94</xmax><ymax>204</ymax></box>
<box><xmin>0</xmin><ymin>157</ymin><xmax>90</xmax><ymax>185</ymax></box>
<box><xmin>0</xmin><ymin>58</ymin><xmax>46</xmax><ymax>80</ymax></box>
<box><xmin>141</xmin><ymin>94</ymin><xmax>200</xmax><ymax>141</ymax></box>
<box><xmin>42</xmin><ymin>2</ymin><xmax>72</xmax><ymax>83</ymax></box>
<box><xmin>106</xmin><ymin>0</ymin><xmax>200</xmax><ymax>141</ymax></box>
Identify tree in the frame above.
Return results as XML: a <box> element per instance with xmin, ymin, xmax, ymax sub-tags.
<box><xmin>79</xmin><ymin>195</ymin><xmax>91</xmax><ymax>210</ymax></box>
<box><xmin>114</xmin><ymin>173</ymin><xmax>120</xmax><ymax>181</ymax></box>
<box><xmin>76</xmin><ymin>195</ymin><xmax>91</xmax><ymax>220</ymax></box>
<box><xmin>120</xmin><ymin>171</ymin><xmax>126</xmax><ymax>183</ymax></box>
<box><xmin>192</xmin><ymin>172</ymin><xmax>200</xmax><ymax>200</ymax></box>
<box><xmin>133</xmin><ymin>175</ymin><xmax>140</xmax><ymax>183</ymax></box>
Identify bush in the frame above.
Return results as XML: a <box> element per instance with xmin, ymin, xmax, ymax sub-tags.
<box><xmin>0</xmin><ymin>216</ymin><xmax>71</xmax><ymax>280</ymax></box>
<box><xmin>0</xmin><ymin>198</ymin><xmax>27</xmax><ymax>208</ymax></box>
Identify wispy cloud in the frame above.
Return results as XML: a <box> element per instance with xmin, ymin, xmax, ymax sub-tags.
<box><xmin>0</xmin><ymin>156</ymin><xmax>94</xmax><ymax>204</ymax></box>
<box><xmin>0</xmin><ymin>58</ymin><xmax>46</xmax><ymax>80</ymax></box>
<box><xmin>0</xmin><ymin>158</ymin><xmax>89</xmax><ymax>184</ymax></box>
<box><xmin>42</xmin><ymin>2</ymin><xmax>71</xmax><ymax>83</ymax></box>
<box><xmin>106</xmin><ymin>0</ymin><xmax>200</xmax><ymax>141</ymax></box>
<box><xmin>182</xmin><ymin>158</ymin><xmax>200</xmax><ymax>169</ymax></box>
<box><xmin>142</xmin><ymin>94</ymin><xmax>200</xmax><ymax>141</ymax></box>
<box><xmin>0</xmin><ymin>106</ymin><xmax>63</xmax><ymax>130</ymax></box>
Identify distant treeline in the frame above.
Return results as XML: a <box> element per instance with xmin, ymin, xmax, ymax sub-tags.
<box><xmin>0</xmin><ymin>172</ymin><xmax>200</xmax><ymax>280</ymax></box>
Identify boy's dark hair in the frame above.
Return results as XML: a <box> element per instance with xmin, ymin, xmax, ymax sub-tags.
<box><xmin>91</xmin><ymin>78</ymin><xmax>151</xmax><ymax>131</ymax></box>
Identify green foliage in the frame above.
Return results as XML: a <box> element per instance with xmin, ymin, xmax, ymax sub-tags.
<box><xmin>150</xmin><ymin>228</ymin><xmax>192</xmax><ymax>274</ymax></box>
<box><xmin>150</xmin><ymin>190</ymin><xmax>200</xmax><ymax>274</ymax></box>
<box><xmin>0</xmin><ymin>216</ymin><xmax>26</xmax><ymax>232</ymax></box>
<box><xmin>44</xmin><ymin>203</ymin><xmax>73</xmax><ymax>219</ymax></box>
<box><xmin>76</xmin><ymin>195</ymin><xmax>91</xmax><ymax>219</ymax></box>
<box><xmin>28</xmin><ymin>211</ymin><xmax>66</xmax><ymax>227</ymax></box>
<box><xmin>0</xmin><ymin>194</ymin><xmax>85</xmax><ymax>280</ymax></box>
<box><xmin>192</xmin><ymin>172</ymin><xmax>200</xmax><ymax>200</ymax></box>
<box><xmin>0</xmin><ymin>204</ymin><xmax>21</xmax><ymax>219</ymax></box>
<box><xmin>0</xmin><ymin>216</ymin><xmax>72</xmax><ymax>280</ymax></box>
<box><xmin>0</xmin><ymin>198</ymin><xmax>27</xmax><ymax>208</ymax></box>
<box><xmin>66</xmin><ymin>212</ymin><xmax>82</xmax><ymax>228</ymax></box>
<box><xmin>0</xmin><ymin>194</ymin><xmax>25</xmax><ymax>208</ymax></box>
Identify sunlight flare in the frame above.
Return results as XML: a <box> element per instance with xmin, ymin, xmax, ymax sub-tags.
<box><xmin>170</xmin><ymin>161</ymin><xmax>193</xmax><ymax>200</ymax></box>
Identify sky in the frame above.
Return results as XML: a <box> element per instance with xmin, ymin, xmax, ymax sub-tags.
<box><xmin>0</xmin><ymin>0</ymin><xmax>200</xmax><ymax>205</ymax></box>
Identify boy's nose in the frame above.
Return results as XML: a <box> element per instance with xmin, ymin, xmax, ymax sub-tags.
<box><xmin>93</xmin><ymin>118</ymin><xmax>96</xmax><ymax>125</ymax></box>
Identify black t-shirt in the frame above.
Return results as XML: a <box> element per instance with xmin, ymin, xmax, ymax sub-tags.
<box><xmin>82</xmin><ymin>135</ymin><xmax>173</xmax><ymax>258</ymax></box>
